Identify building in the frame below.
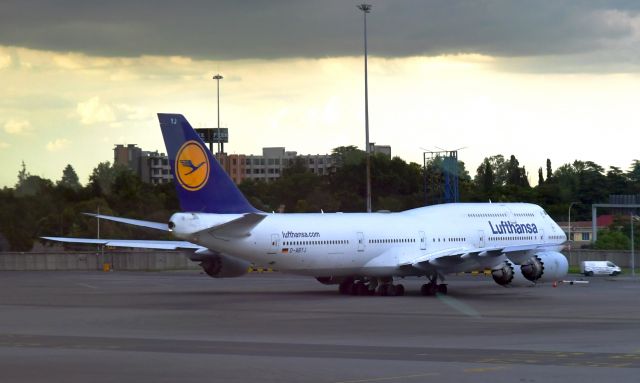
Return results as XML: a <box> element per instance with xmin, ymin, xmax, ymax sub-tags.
<box><xmin>115</xmin><ymin>144</ymin><xmax>346</xmax><ymax>185</ymax></box>
<box><xmin>113</xmin><ymin>144</ymin><xmax>142</xmax><ymax>172</ymax></box>
<box><xmin>144</xmin><ymin>151</ymin><xmax>172</xmax><ymax>185</ymax></box>
<box><xmin>218</xmin><ymin>147</ymin><xmax>335</xmax><ymax>183</ymax></box>
<box><xmin>557</xmin><ymin>215</ymin><xmax>614</xmax><ymax>246</ymax></box>
<box><xmin>216</xmin><ymin>153</ymin><xmax>246</xmax><ymax>184</ymax></box>
<box><xmin>113</xmin><ymin>144</ymin><xmax>172</xmax><ymax>185</ymax></box>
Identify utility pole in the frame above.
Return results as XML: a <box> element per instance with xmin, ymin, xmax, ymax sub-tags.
<box><xmin>357</xmin><ymin>3</ymin><xmax>372</xmax><ymax>213</ymax></box>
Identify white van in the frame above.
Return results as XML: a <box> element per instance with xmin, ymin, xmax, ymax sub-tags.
<box><xmin>580</xmin><ymin>261</ymin><xmax>622</xmax><ymax>276</ymax></box>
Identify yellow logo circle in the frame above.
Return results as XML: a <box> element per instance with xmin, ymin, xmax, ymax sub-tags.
<box><xmin>175</xmin><ymin>140</ymin><xmax>210</xmax><ymax>191</ymax></box>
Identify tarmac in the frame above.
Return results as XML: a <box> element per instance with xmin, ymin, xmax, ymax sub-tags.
<box><xmin>0</xmin><ymin>270</ymin><xmax>639</xmax><ymax>382</ymax></box>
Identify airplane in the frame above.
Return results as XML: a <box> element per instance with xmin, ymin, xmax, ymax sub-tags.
<box><xmin>43</xmin><ymin>113</ymin><xmax>569</xmax><ymax>296</ymax></box>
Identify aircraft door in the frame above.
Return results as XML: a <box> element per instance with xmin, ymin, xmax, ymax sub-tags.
<box><xmin>419</xmin><ymin>231</ymin><xmax>426</xmax><ymax>250</ymax></box>
<box><xmin>357</xmin><ymin>232</ymin><xmax>365</xmax><ymax>252</ymax></box>
<box><xmin>477</xmin><ymin>230</ymin><xmax>485</xmax><ymax>248</ymax></box>
<box><xmin>539</xmin><ymin>229</ymin><xmax>545</xmax><ymax>243</ymax></box>
<box><xmin>269</xmin><ymin>234</ymin><xmax>280</xmax><ymax>254</ymax></box>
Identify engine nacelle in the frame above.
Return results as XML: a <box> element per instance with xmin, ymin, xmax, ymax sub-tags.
<box><xmin>520</xmin><ymin>251</ymin><xmax>568</xmax><ymax>282</ymax></box>
<box><xmin>315</xmin><ymin>276</ymin><xmax>345</xmax><ymax>285</ymax></box>
<box><xmin>199</xmin><ymin>254</ymin><xmax>251</xmax><ymax>278</ymax></box>
<box><xmin>492</xmin><ymin>260</ymin><xmax>534</xmax><ymax>287</ymax></box>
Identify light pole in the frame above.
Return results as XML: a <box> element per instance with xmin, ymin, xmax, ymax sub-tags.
<box><xmin>568</xmin><ymin>201</ymin><xmax>579</xmax><ymax>266</ymax></box>
<box><xmin>212</xmin><ymin>74</ymin><xmax>223</xmax><ymax>155</ymax></box>
<box><xmin>568</xmin><ymin>202</ymin><xmax>580</xmax><ymax>243</ymax></box>
<box><xmin>357</xmin><ymin>3</ymin><xmax>372</xmax><ymax>213</ymax></box>
<box><xmin>631</xmin><ymin>214</ymin><xmax>637</xmax><ymax>277</ymax></box>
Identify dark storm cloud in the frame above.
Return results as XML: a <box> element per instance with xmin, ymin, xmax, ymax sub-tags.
<box><xmin>1</xmin><ymin>0</ymin><xmax>639</xmax><ymax>60</ymax></box>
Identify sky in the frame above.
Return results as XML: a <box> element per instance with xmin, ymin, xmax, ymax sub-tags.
<box><xmin>1</xmin><ymin>0</ymin><xmax>640</xmax><ymax>187</ymax></box>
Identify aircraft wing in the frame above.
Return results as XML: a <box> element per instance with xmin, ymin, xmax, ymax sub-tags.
<box><xmin>41</xmin><ymin>237</ymin><xmax>204</xmax><ymax>250</ymax></box>
<box><xmin>82</xmin><ymin>213</ymin><xmax>169</xmax><ymax>231</ymax></box>
<box><xmin>400</xmin><ymin>242</ymin><xmax>560</xmax><ymax>269</ymax></box>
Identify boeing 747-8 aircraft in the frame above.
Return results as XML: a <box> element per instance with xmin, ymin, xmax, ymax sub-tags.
<box><xmin>44</xmin><ymin>114</ymin><xmax>568</xmax><ymax>296</ymax></box>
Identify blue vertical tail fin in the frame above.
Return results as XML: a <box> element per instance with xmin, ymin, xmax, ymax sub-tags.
<box><xmin>157</xmin><ymin>113</ymin><xmax>259</xmax><ymax>214</ymax></box>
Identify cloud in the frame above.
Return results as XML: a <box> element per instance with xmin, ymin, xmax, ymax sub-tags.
<box><xmin>76</xmin><ymin>96</ymin><xmax>116</xmax><ymax>124</ymax></box>
<box><xmin>0</xmin><ymin>141</ymin><xmax>9</xmax><ymax>149</ymax></box>
<box><xmin>1</xmin><ymin>0</ymin><xmax>640</xmax><ymax>70</ymax></box>
<box><xmin>46</xmin><ymin>138</ymin><xmax>70</xmax><ymax>152</ymax></box>
<box><xmin>0</xmin><ymin>53</ymin><xmax>11</xmax><ymax>69</ymax></box>
<box><xmin>3</xmin><ymin>118</ymin><xmax>31</xmax><ymax>134</ymax></box>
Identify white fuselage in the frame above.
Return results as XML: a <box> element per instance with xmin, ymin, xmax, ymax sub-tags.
<box><xmin>171</xmin><ymin>202</ymin><xmax>566</xmax><ymax>277</ymax></box>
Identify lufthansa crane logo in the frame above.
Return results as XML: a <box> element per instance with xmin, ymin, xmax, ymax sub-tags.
<box><xmin>175</xmin><ymin>140</ymin><xmax>210</xmax><ymax>191</ymax></box>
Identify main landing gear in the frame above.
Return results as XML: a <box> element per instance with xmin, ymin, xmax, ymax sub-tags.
<box><xmin>420</xmin><ymin>273</ymin><xmax>448</xmax><ymax>296</ymax></box>
<box><xmin>337</xmin><ymin>274</ymin><xmax>447</xmax><ymax>297</ymax></box>
<box><xmin>338</xmin><ymin>277</ymin><xmax>405</xmax><ymax>297</ymax></box>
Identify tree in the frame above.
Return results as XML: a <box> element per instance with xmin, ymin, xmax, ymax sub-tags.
<box><xmin>88</xmin><ymin>162</ymin><xmax>129</xmax><ymax>196</ymax></box>
<box><xmin>606</xmin><ymin>166</ymin><xmax>629</xmax><ymax>195</ymax></box>
<box><xmin>16</xmin><ymin>161</ymin><xmax>29</xmax><ymax>189</ymax></box>
<box><xmin>16</xmin><ymin>175</ymin><xmax>54</xmax><ymax>197</ymax></box>
<box><xmin>628</xmin><ymin>160</ymin><xmax>640</xmax><ymax>194</ymax></box>
<box><xmin>594</xmin><ymin>230</ymin><xmax>630</xmax><ymax>250</ymax></box>
<box><xmin>546</xmin><ymin>158</ymin><xmax>552</xmax><ymax>181</ymax></box>
<box><xmin>331</xmin><ymin>146</ymin><xmax>364</xmax><ymax>167</ymax></box>
<box><xmin>474</xmin><ymin>158</ymin><xmax>494</xmax><ymax>198</ymax></box>
<box><xmin>575</xmin><ymin>161</ymin><xmax>607</xmax><ymax>207</ymax></box>
<box><xmin>58</xmin><ymin>164</ymin><xmax>81</xmax><ymax>190</ymax></box>
<box><xmin>538</xmin><ymin>167</ymin><xmax>544</xmax><ymax>186</ymax></box>
<box><xmin>487</xmin><ymin>155</ymin><xmax>508</xmax><ymax>186</ymax></box>
<box><xmin>505</xmin><ymin>155</ymin><xmax>529</xmax><ymax>187</ymax></box>
<box><xmin>628</xmin><ymin>160</ymin><xmax>640</xmax><ymax>183</ymax></box>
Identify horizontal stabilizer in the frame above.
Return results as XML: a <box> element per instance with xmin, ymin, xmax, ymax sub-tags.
<box><xmin>199</xmin><ymin>213</ymin><xmax>266</xmax><ymax>239</ymax></box>
<box><xmin>83</xmin><ymin>213</ymin><xmax>169</xmax><ymax>231</ymax></box>
<box><xmin>42</xmin><ymin>237</ymin><xmax>203</xmax><ymax>250</ymax></box>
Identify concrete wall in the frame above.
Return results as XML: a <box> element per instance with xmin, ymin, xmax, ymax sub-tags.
<box><xmin>0</xmin><ymin>251</ymin><xmax>199</xmax><ymax>271</ymax></box>
<box><xmin>563</xmin><ymin>250</ymin><xmax>637</xmax><ymax>268</ymax></box>
<box><xmin>1</xmin><ymin>249</ymin><xmax>636</xmax><ymax>271</ymax></box>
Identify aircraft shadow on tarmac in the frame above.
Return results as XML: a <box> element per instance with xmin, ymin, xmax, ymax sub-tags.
<box><xmin>141</xmin><ymin>285</ymin><xmax>548</xmax><ymax>302</ymax></box>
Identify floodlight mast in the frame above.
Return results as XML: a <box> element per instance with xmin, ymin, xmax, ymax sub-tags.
<box><xmin>357</xmin><ymin>3</ymin><xmax>372</xmax><ymax>213</ymax></box>
<box><xmin>212</xmin><ymin>74</ymin><xmax>223</xmax><ymax>155</ymax></box>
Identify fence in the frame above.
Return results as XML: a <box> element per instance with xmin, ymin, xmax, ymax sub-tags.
<box><xmin>563</xmin><ymin>249</ymin><xmax>637</xmax><ymax>268</ymax></box>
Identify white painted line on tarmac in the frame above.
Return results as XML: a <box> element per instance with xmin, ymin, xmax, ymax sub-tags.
<box><xmin>436</xmin><ymin>294</ymin><xmax>482</xmax><ymax>318</ymax></box>
<box><xmin>76</xmin><ymin>283</ymin><xmax>98</xmax><ymax>290</ymax></box>
<box><xmin>334</xmin><ymin>372</ymin><xmax>440</xmax><ymax>383</ymax></box>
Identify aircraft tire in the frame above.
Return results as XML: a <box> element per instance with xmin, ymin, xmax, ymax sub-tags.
<box><xmin>421</xmin><ymin>283</ymin><xmax>438</xmax><ymax>296</ymax></box>
<box><xmin>355</xmin><ymin>282</ymin><xmax>368</xmax><ymax>296</ymax></box>
<box><xmin>386</xmin><ymin>284</ymin><xmax>396</xmax><ymax>296</ymax></box>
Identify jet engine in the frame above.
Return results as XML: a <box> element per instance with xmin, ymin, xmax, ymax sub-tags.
<box><xmin>491</xmin><ymin>259</ymin><xmax>533</xmax><ymax>287</ymax></box>
<box><xmin>198</xmin><ymin>254</ymin><xmax>251</xmax><ymax>278</ymax></box>
<box><xmin>519</xmin><ymin>251</ymin><xmax>568</xmax><ymax>283</ymax></box>
<box><xmin>492</xmin><ymin>251</ymin><xmax>568</xmax><ymax>287</ymax></box>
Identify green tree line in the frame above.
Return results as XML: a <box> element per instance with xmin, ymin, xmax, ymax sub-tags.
<box><xmin>1</xmin><ymin>149</ymin><xmax>639</xmax><ymax>251</ymax></box>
